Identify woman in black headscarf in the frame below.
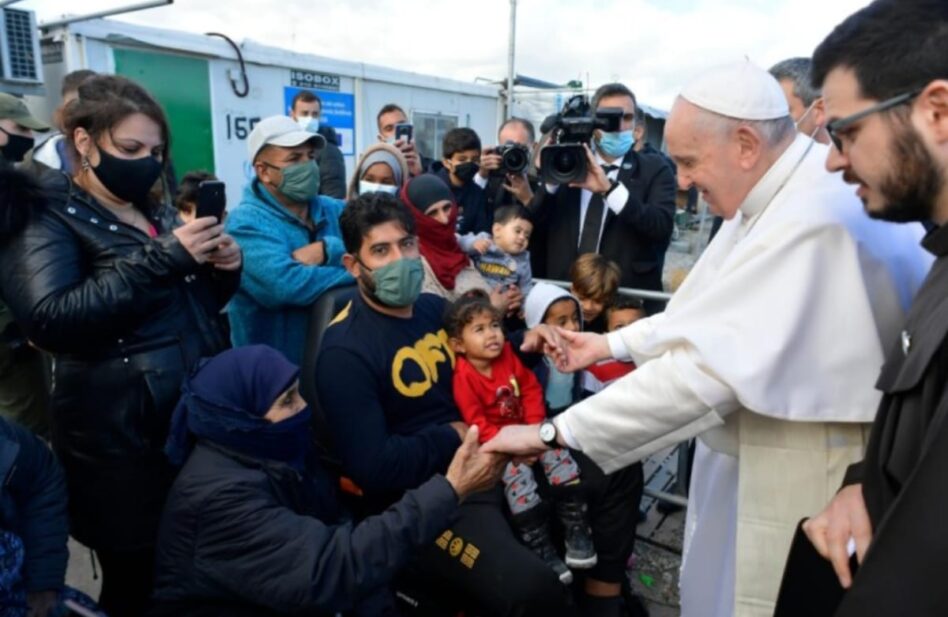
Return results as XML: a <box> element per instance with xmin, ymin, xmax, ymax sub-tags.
<box><xmin>401</xmin><ymin>174</ymin><xmax>520</xmax><ymax>313</ymax></box>
<box><xmin>151</xmin><ymin>345</ymin><xmax>502</xmax><ymax>617</ymax></box>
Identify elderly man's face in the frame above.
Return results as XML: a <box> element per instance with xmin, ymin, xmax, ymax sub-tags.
<box><xmin>253</xmin><ymin>142</ymin><xmax>317</xmax><ymax>192</ymax></box>
<box><xmin>665</xmin><ymin>99</ymin><xmax>749</xmax><ymax>219</ymax></box>
<box><xmin>822</xmin><ymin>67</ymin><xmax>944</xmax><ymax>223</ymax></box>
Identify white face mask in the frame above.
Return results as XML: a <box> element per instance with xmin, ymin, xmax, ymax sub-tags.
<box><xmin>296</xmin><ymin>116</ymin><xmax>320</xmax><ymax>133</ymax></box>
<box><xmin>359</xmin><ymin>180</ymin><xmax>399</xmax><ymax>195</ymax></box>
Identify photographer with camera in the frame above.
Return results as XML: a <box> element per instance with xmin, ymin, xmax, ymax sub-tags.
<box><xmin>462</xmin><ymin>117</ymin><xmax>538</xmax><ymax>236</ymax></box>
<box><xmin>530</xmin><ymin>84</ymin><xmax>676</xmax><ymax>313</ymax></box>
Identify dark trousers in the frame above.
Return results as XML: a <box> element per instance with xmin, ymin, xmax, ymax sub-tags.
<box><xmin>407</xmin><ymin>486</ymin><xmax>577</xmax><ymax>616</ymax></box>
<box><xmin>96</xmin><ymin>547</ymin><xmax>155</xmax><ymax>617</ymax></box>
<box><xmin>559</xmin><ymin>452</ymin><xmax>643</xmax><ymax>584</ymax></box>
<box><xmin>405</xmin><ymin>457</ymin><xmax>642</xmax><ymax>614</ymax></box>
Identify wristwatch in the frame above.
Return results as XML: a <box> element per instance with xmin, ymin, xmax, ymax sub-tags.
<box><xmin>538</xmin><ymin>419</ymin><xmax>558</xmax><ymax>448</ymax></box>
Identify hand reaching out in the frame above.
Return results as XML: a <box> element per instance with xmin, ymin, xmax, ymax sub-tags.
<box><xmin>445</xmin><ymin>426</ymin><xmax>508</xmax><ymax>499</ymax></box>
<box><xmin>551</xmin><ymin>327</ymin><xmax>613</xmax><ymax>372</ymax></box>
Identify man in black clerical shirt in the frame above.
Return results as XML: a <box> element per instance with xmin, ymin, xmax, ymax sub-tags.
<box><xmin>779</xmin><ymin>3</ymin><xmax>948</xmax><ymax>615</ymax></box>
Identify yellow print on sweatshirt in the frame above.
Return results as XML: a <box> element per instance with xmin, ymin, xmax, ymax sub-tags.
<box><xmin>477</xmin><ymin>261</ymin><xmax>514</xmax><ymax>279</ymax></box>
<box><xmin>391</xmin><ymin>330</ymin><xmax>456</xmax><ymax>397</ymax></box>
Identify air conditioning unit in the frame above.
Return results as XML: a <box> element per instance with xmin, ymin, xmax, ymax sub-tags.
<box><xmin>0</xmin><ymin>8</ymin><xmax>43</xmax><ymax>85</ymax></box>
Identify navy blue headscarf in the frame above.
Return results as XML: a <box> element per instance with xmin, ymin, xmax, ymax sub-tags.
<box><xmin>165</xmin><ymin>345</ymin><xmax>312</xmax><ymax>472</ymax></box>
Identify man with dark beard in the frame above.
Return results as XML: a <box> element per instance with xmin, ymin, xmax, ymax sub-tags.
<box><xmin>778</xmin><ymin>1</ymin><xmax>948</xmax><ymax>615</ymax></box>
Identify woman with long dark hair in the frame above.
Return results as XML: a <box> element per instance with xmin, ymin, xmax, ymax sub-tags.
<box><xmin>0</xmin><ymin>75</ymin><xmax>241</xmax><ymax>616</ymax></box>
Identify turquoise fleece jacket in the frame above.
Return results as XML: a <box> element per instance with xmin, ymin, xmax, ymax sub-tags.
<box><xmin>225</xmin><ymin>179</ymin><xmax>352</xmax><ymax>364</ymax></box>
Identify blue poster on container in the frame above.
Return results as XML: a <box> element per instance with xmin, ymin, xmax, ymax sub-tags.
<box><xmin>284</xmin><ymin>86</ymin><xmax>356</xmax><ymax>156</ymax></box>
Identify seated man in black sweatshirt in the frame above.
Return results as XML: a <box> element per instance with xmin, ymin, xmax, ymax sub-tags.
<box><xmin>316</xmin><ymin>192</ymin><xmax>643</xmax><ymax>617</ymax></box>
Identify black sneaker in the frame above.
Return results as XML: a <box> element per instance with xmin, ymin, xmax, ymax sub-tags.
<box><xmin>513</xmin><ymin>508</ymin><xmax>574</xmax><ymax>585</ymax></box>
<box><xmin>557</xmin><ymin>496</ymin><xmax>598</xmax><ymax>569</ymax></box>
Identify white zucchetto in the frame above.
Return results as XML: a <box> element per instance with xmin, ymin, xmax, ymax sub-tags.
<box><xmin>680</xmin><ymin>60</ymin><xmax>790</xmax><ymax>120</ymax></box>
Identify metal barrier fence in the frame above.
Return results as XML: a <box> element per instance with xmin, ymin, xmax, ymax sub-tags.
<box><xmin>535</xmin><ymin>279</ymin><xmax>673</xmax><ymax>303</ymax></box>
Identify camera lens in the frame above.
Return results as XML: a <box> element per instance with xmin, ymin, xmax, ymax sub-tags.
<box><xmin>502</xmin><ymin>148</ymin><xmax>527</xmax><ymax>174</ymax></box>
<box><xmin>553</xmin><ymin>150</ymin><xmax>577</xmax><ymax>175</ymax></box>
<box><xmin>540</xmin><ymin>143</ymin><xmax>586</xmax><ymax>184</ymax></box>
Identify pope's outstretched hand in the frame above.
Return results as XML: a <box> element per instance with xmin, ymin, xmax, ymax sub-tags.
<box><xmin>481</xmin><ymin>424</ymin><xmax>549</xmax><ymax>457</ymax></box>
<box><xmin>548</xmin><ymin>327</ymin><xmax>613</xmax><ymax>372</ymax></box>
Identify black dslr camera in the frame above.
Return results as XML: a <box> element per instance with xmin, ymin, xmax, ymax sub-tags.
<box><xmin>539</xmin><ymin>95</ymin><xmax>622</xmax><ymax>184</ymax></box>
<box><xmin>492</xmin><ymin>141</ymin><xmax>530</xmax><ymax>175</ymax></box>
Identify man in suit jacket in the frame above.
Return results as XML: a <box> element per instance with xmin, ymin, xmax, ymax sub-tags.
<box><xmin>529</xmin><ymin>83</ymin><xmax>677</xmax><ymax>312</ymax></box>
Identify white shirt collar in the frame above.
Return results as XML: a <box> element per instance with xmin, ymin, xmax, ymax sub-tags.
<box><xmin>595</xmin><ymin>148</ymin><xmax>624</xmax><ymax>170</ymax></box>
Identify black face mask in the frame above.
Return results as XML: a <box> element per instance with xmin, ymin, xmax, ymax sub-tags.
<box><xmin>452</xmin><ymin>161</ymin><xmax>479</xmax><ymax>184</ymax></box>
<box><xmin>0</xmin><ymin>128</ymin><xmax>34</xmax><ymax>163</ymax></box>
<box><xmin>92</xmin><ymin>147</ymin><xmax>164</xmax><ymax>204</ymax></box>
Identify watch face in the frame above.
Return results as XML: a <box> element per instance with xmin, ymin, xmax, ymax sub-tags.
<box><xmin>539</xmin><ymin>422</ymin><xmax>556</xmax><ymax>443</ymax></box>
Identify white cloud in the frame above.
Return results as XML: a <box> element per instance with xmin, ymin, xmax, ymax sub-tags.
<box><xmin>25</xmin><ymin>0</ymin><xmax>871</xmax><ymax>108</ymax></box>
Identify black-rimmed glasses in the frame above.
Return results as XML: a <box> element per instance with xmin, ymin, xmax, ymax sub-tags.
<box><xmin>826</xmin><ymin>88</ymin><xmax>923</xmax><ymax>152</ymax></box>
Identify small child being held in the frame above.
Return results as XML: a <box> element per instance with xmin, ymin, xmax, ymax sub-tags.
<box><xmin>584</xmin><ymin>295</ymin><xmax>647</xmax><ymax>394</ymax></box>
<box><xmin>446</xmin><ymin>290</ymin><xmax>595</xmax><ymax>585</ymax></box>
<box><xmin>457</xmin><ymin>204</ymin><xmax>534</xmax><ymax>296</ymax></box>
<box><xmin>524</xmin><ymin>282</ymin><xmax>585</xmax><ymax>415</ymax></box>
<box><xmin>569</xmin><ymin>253</ymin><xmax>621</xmax><ymax>334</ymax></box>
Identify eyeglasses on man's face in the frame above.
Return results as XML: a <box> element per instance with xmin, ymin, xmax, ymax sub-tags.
<box><xmin>825</xmin><ymin>88</ymin><xmax>923</xmax><ymax>152</ymax></box>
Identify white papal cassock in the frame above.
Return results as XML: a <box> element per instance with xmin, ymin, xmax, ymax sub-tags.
<box><xmin>555</xmin><ymin>134</ymin><xmax>932</xmax><ymax>616</ymax></box>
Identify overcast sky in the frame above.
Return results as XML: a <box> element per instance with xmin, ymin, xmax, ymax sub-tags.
<box><xmin>24</xmin><ymin>0</ymin><xmax>870</xmax><ymax>109</ymax></box>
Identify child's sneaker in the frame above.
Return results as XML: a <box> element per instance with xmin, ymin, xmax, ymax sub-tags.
<box><xmin>513</xmin><ymin>508</ymin><xmax>574</xmax><ymax>585</ymax></box>
<box><xmin>557</xmin><ymin>495</ymin><xmax>598</xmax><ymax>569</ymax></box>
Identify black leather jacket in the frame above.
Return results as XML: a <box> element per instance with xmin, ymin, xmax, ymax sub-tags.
<box><xmin>0</xmin><ymin>169</ymin><xmax>239</xmax><ymax>550</ymax></box>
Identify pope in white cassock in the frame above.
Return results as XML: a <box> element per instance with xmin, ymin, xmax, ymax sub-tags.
<box><xmin>485</xmin><ymin>61</ymin><xmax>932</xmax><ymax>617</ymax></box>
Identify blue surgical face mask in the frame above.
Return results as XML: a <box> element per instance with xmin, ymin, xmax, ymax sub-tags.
<box><xmin>384</xmin><ymin>136</ymin><xmax>397</xmax><ymax>145</ymax></box>
<box><xmin>359</xmin><ymin>180</ymin><xmax>399</xmax><ymax>196</ymax></box>
<box><xmin>597</xmin><ymin>129</ymin><xmax>635</xmax><ymax>159</ymax></box>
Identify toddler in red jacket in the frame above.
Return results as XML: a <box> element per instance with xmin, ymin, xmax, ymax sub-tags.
<box><xmin>445</xmin><ymin>290</ymin><xmax>596</xmax><ymax>585</ymax></box>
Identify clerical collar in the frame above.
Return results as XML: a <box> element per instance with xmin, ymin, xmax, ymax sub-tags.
<box><xmin>738</xmin><ymin>134</ymin><xmax>813</xmax><ymax>222</ymax></box>
<box><xmin>921</xmin><ymin>222</ymin><xmax>948</xmax><ymax>257</ymax></box>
